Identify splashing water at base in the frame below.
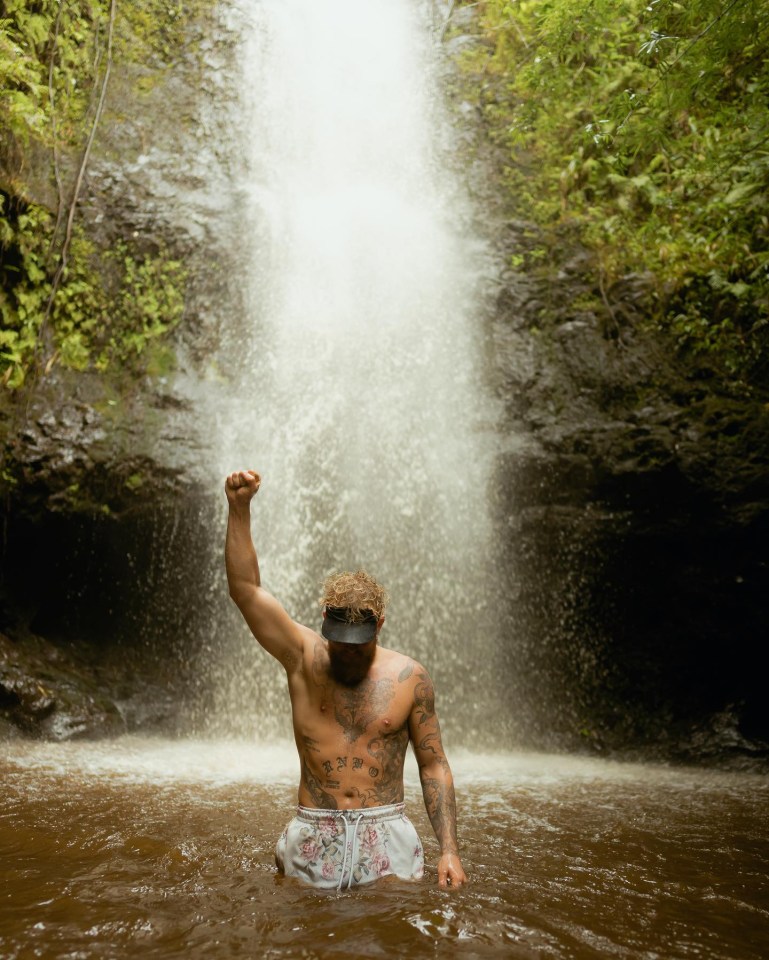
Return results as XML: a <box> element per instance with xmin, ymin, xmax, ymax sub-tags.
<box><xmin>2</xmin><ymin>741</ymin><xmax>768</xmax><ymax>959</ymax></box>
<box><xmin>190</xmin><ymin>0</ymin><xmax>505</xmax><ymax>742</ymax></box>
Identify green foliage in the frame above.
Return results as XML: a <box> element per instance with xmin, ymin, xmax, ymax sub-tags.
<box><xmin>124</xmin><ymin>472</ymin><xmax>144</xmax><ymax>492</ymax></box>
<box><xmin>1</xmin><ymin>0</ymin><xmax>210</xmax><ymax>156</ymax></box>
<box><xmin>0</xmin><ymin>192</ymin><xmax>185</xmax><ymax>386</ymax></box>
<box><xmin>108</xmin><ymin>241</ymin><xmax>185</xmax><ymax>361</ymax></box>
<box><xmin>0</xmin><ymin>194</ymin><xmax>52</xmax><ymax>387</ymax></box>
<box><xmin>460</xmin><ymin>0</ymin><xmax>769</xmax><ymax>389</ymax></box>
<box><xmin>1</xmin><ymin>0</ymin><xmax>207</xmax><ymax>389</ymax></box>
<box><xmin>2</xmin><ymin>1</ymin><xmax>103</xmax><ymax>161</ymax></box>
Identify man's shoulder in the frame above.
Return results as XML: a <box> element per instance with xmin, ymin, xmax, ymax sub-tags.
<box><xmin>379</xmin><ymin>648</ymin><xmax>428</xmax><ymax>684</ymax></box>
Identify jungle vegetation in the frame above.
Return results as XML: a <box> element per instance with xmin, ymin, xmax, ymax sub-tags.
<box><xmin>0</xmin><ymin>1</ymin><xmax>209</xmax><ymax>390</ymax></box>
<box><xmin>3</xmin><ymin>0</ymin><xmax>767</xmax><ymax>395</ymax></box>
<box><xmin>455</xmin><ymin>0</ymin><xmax>769</xmax><ymax>392</ymax></box>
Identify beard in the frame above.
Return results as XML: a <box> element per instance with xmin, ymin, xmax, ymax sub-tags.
<box><xmin>328</xmin><ymin>644</ymin><xmax>377</xmax><ymax>687</ymax></box>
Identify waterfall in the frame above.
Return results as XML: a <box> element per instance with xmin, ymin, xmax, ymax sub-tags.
<box><xmin>193</xmin><ymin>0</ymin><xmax>510</xmax><ymax>746</ymax></box>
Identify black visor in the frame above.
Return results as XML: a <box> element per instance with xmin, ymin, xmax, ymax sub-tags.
<box><xmin>321</xmin><ymin>606</ymin><xmax>378</xmax><ymax>645</ymax></box>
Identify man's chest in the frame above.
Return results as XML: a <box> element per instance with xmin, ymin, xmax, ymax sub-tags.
<box><xmin>311</xmin><ymin>676</ymin><xmax>411</xmax><ymax>744</ymax></box>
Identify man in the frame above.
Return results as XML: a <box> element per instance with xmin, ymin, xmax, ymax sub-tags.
<box><xmin>224</xmin><ymin>469</ymin><xmax>467</xmax><ymax>891</ymax></box>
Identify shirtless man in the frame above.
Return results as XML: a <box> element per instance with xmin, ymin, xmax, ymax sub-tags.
<box><xmin>225</xmin><ymin>469</ymin><xmax>467</xmax><ymax>891</ymax></box>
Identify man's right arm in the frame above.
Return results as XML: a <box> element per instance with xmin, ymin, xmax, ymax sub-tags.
<box><xmin>224</xmin><ymin>470</ymin><xmax>305</xmax><ymax>671</ymax></box>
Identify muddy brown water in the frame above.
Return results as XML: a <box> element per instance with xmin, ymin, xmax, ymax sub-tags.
<box><xmin>1</xmin><ymin>739</ymin><xmax>767</xmax><ymax>959</ymax></box>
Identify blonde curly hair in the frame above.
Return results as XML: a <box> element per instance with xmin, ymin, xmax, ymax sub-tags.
<box><xmin>319</xmin><ymin>570</ymin><xmax>388</xmax><ymax>620</ymax></box>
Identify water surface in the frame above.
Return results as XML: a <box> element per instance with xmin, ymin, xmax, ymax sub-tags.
<box><xmin>2</xmin><ymin>739</ymin><xmax>768</xmax><ymax>958</ymax></box>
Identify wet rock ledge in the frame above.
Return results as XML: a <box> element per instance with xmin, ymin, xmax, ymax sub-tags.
<box><xmin>0</xmin><ymin>630</ymin><xmax>178</xmax><ymax>741</ymax></box>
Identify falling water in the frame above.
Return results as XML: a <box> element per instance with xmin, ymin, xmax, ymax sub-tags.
<box><xmin>196</xmin><ymin>0</ymin><xmax>505</xmax><ymax>743</ymax></box>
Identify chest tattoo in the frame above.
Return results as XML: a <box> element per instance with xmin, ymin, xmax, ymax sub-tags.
<box><xmin>311</xmin><ymin>639</ymin><xmax>397</xmax><ymax>743</ymax></box>
<box><xmin>334</xmin><ymin>678</ymin><xmax>395</xmax><ymax>743</ymax></box>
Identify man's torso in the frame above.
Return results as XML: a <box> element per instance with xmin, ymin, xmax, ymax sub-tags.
<box><xmin>287</xmin><ymin>632</ymin><xmax>418</xmax><ymax>810</ymax></box>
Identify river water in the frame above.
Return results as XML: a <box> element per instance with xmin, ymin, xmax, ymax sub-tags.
<box><xmin>2</xmin><ymin>739</ymin><xmax>768</xmax><ymax>959</ymax></box>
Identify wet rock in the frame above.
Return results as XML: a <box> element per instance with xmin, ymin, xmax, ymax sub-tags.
<box><xmin>0</xmin><ymin>5</ymin><xmax>234</xmax><ymax>740</ymax></box>
<box><xmin>486</xmin><ymin>234</ymin><xmax>769</xmax><ymax>758</ymax></box>
<box><xmin>0</xmin><ymin>715</ymin><xmax>24</xmax><ymax>741</ymax></box>
<box><xmin>0</xmin><ymin>632</ymin><xmax>125</xmax><ymax>741</ymax></box>
<box><xmin>1</xmin><ymin>365</ymin><xmax>210</xmax><ymax>521</ymax></box>
<box><xmin>673</xmin><ymin>707</ymin><xmax>769</xmax><ymax>769</ymax></box>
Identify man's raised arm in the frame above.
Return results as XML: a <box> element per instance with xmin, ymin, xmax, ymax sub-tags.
<box><xmin>408</xmin><ymin>666</ymin><xmax>468</xmax><ymax>889</ymax></box>
<box><xmin>224</xmin><ymin>470</ymin><xmax>304</xmax><ymax>670</ymax></box>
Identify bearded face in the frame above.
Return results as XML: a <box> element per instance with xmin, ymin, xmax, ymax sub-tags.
<box><xmin>327</xmin><ymin>639</ymin><xmax>377</xmax><ymax>686</ymax></box>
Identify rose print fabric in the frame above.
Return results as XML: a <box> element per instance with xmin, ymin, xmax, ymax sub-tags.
<box><xmin>275</xmin><ymin>802</ymin><xmax>424</xmax><ymax>890</ymax></box>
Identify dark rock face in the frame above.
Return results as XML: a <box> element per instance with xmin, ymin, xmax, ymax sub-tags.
<box><xmin>485</xmin><ymin>222</ymin><xmax>769</xmax><ymax>765</ymax></box>
<box><xmin>441</xmin><ymin>4</ymin><xmax>769</xmax><ymax>765</ymax></box>
<box><xmin>0</xmin><ymin>627</ymin><xmax>183</xmax><ymax>741</ymax></box>
<box><xmin>0</xmin><ymin>493</ymin><xmax>219</xmax><ymax>740</ymax></box>
<box><xmin>0</xmin><ymin>8</ymin><xmax>239</xmax><ymax>741</ymax></box>
<box><xmin>0</xmin><ymin>631</ymin><xmax>125</xmax><ymax>740</ymax></box>
<box><xmin>0</xmin><ymin>365</ymin><xmax>212</xmax><ymax>519</ymax></box>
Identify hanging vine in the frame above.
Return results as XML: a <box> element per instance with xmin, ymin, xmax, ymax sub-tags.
<box><xmin>37</xmin><ymin>0</ymin><xmax>117</xmax><ymax>371</ymax></box>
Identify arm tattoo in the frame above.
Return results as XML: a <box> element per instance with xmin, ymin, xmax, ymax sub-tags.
<box><xmin>411</xmin><ymin>669</ymin><xmax>458</xmax><ymax>853</ymax></box>
<box><xmin>413</xmin><ymin>672</ymin><xmax>435</xmax><ymax>726</ymax></box>
<box><xmin>420</xmin><ymin>772</ymin><xmax>459</xmax><ymax>856</ymax></box>
<box><xmin>417</xmin><ymin>730</ymin><xmax>450</xmax><ymax>771</ymax></box>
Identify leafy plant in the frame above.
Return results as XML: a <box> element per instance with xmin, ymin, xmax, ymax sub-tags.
<box><xmin>456</xmin><ymin>0</ymin><xmax>769</xmax><ymax>388</ymax></box>
<box><xmin>1</xmin><ymin>0</ymin><xmax>210</xmax><ymax>389</ymax></box>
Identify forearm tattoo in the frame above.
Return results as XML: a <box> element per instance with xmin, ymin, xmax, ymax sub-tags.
<box><xmin>420</xmin><ymin>772</ymin><xmax>459</xmax><ymax>855</ymax></box>
<box><xmin>413</xmin><ymin>671</ymin><xmax>459</xmax><ymax>854</ymax></box>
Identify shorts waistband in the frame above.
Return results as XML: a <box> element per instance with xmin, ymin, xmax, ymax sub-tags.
<box><xmin>296</xmin><ymin>802</ymin><xmax>405</xmax><ymax>823</ymax></box>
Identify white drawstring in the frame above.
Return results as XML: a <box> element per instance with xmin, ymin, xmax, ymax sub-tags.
<box><xmin>347</xmin><ymin>814</ymin><xmax>363</xmax><ymax>891</ymax></box>
<box><xmin>337</xmin><ymin>812</ymin><xmax>364</xmax><ymax>892</ymax></box>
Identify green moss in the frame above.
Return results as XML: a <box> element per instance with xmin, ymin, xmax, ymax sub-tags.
<box><xmin>0</xmin><ymin>463</ymin><xmax>19</xmax><ymax>492</ymax></box>
<box><xmin>144</xmin><ymin>343</ymin><xmax>177</xmax><ymax>379</ymax></box>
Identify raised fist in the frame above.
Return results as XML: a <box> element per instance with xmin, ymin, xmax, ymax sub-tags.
<box><xmin>224</xmin><ymin>470</ymin><xmax>261</xmax><ymax>507</ymax></box>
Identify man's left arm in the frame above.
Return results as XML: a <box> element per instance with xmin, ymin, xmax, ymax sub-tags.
<box><xmin>408</xmin><ymin>666</ymin><xmax>468</xmax><ymax>888</ymax></box>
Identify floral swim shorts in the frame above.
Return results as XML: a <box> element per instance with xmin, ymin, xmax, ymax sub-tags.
<box><xmin>275</xmin><ymin>802</ymin><xmax>425</xmax><ymax>890</ymax></box>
